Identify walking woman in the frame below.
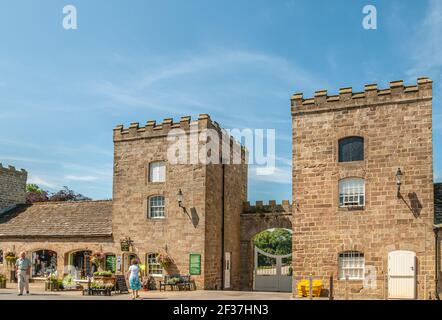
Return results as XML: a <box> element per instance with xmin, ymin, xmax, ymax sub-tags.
<box><xmin>126</xmin><ymin>258</ymin><xmax>142</xmax><ymax>299</ymax></box>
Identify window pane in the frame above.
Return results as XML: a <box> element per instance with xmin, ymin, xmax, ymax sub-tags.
<box><xmin>148</xmin><ymin>253</ymin><xmax>163</xmax><ymax>275</ymax></box>
<box><xmin>339</xmin><ymin>178</ymin><xmax>365</xmax><ymax>207</ymax></box>
<box><xmin>150</xmin><ymin>162</ymin><xmax>166</xmax><ymax>182</ymax></box>
<box><xmin>149</xmin><ymin>196</ymin><xmax>165</xmax><ymax>218</ymax></box>
<box><xmin>338</xmin><ymin>251</ymin><xmax>365</xmax><ymax>280</ymax></box>
<box><xmin>339</xmin><ymin>137</ymin><xmax>364</xmax><ymax>162</ymax></box>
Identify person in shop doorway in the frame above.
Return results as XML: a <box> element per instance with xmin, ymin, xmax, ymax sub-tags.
<box><xmin>126</xmin><ymin>258</ymin><xmax>142</xmax><ymax>300</ymax></box>
<box><xmin>15</xmin><ymin>251</ymin><xmax>31</xmax><ymax>296</ymax></box>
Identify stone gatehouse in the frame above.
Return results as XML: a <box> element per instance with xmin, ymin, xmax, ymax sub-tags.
<box><xmin>0</xmin><ymin>77</ymin><xmax>441</xmax><ymax>299</ymax></box>
<box><xmin>291</xmin><ymin>77</ymin><xmax>441</xmax><ymax>299</ymax></box>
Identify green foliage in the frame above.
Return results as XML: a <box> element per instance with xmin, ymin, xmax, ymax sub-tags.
<box><xmin>93</xmin><ymin>271</ymin><xmax>113</xmax><ymax>277</ymax></box>
<box><xmin>26</xmin><ymin>184</ymin><xmax>45</xmax><ymax>193</ymax></box>
<box><xmin>253</xmin><ymin>229</ymin><xmax>292</xmax><ymax>266</ymax></box>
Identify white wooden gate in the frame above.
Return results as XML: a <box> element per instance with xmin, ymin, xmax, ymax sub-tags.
<box><xmin>388</xmin><ymin>250</ymin><xmax>416</xmax><ymax>299</ymax></box>
<box><xmin>253</xmin><ymin>247</ymin><xmax>292</xmax><ymax>292</ymax></box>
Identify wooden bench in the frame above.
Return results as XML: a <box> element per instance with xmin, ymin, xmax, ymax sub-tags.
<box><xmin>159</xmin><ymin>274</ymin><xmax>192</xmax><ymax>291</ymax></box>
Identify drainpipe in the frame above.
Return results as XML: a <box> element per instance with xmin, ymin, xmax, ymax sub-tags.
<box><xmin>221</xmin><ymin>164</ymin><xmax>225</xmax><ymax>290</ymax></box>
<box><xmin>434</xmin><ymin>226</ymin><xmax>440</xmax><ymax>300</ymax></box>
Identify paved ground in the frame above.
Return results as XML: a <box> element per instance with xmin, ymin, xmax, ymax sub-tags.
<box><xmin>0</xmin><ymin>283</ymin><xmax>294</xmax><ymax>300</ymax></box>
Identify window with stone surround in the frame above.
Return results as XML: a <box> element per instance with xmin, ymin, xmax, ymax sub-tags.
<box><xmin>339</xmin><ymin>137</ymin><xmax>364</xmax><ymax>162</ymax></box>
<box><xmin>339</xmin><ymin>178</ymin><xmax>365</xmax><ymax>207</ymax></box>
<box><xmin>148</xmin><ymin>195</ymin><xmax>165</xmax><ymax>218</ymax></box>
<box><xmin>0</xmin><ymin>249</ymin><xmax>3</xmax><ymax>264</ymax></box>
<box><xmin>338</xmin><ymin>251</ymin><xmax>365</xmax><ymax>280</ymax></box>
<box><xmin>149</xmin><ymin>161</ymin><xmax>166</xmax><ymax>183</ymax></box>
<box><xmin>147</xmin><ymin>253</ymin><xmax>163</xmax><ymax>276</ymax></box>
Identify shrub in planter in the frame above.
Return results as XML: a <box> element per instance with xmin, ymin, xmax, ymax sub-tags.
<box><xmin>0</xmin><ymin>274</ymin><xmax>6</xmax><ymax>288</ymax></box>
<box><xmin>45</xmin><ymin>274</ymin><xmax>62</xmax><ymax>291</ymax></box>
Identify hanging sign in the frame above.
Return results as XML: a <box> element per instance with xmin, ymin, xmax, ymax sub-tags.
<box><xmin>120</xmin><ymin>237</ymin><xmax>133</xmax><ymax>252</ymax></box>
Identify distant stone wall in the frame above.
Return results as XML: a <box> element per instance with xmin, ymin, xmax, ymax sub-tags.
<box><xmin>0</xmin><ymin>164</ymin><xmax>27</xmax><ymax>212</ymax></box>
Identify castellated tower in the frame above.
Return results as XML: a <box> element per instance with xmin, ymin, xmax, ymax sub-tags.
<box><xmin>291</xmin><ymin>78</ymin><xmax>435</xmax><ymax>299</ymax></box>
<box><xmin>112</xmin><ymin>114</ymin><xmax>247</xmax><ymax>290</ymax></box>
<box><xmin>0</xmin><ymin>164</ymin><xmax>27</xmax><ymax>212</ymax></box>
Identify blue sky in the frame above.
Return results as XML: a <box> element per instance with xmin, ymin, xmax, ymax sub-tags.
<box><xmin>0</xmin><ymin>0</ymin><xmax>441</xmax><ymax>202</ymax></box>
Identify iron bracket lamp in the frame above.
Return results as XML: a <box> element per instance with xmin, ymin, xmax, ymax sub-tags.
<box><xmin>396</xmin><ymin>168</ymin><xmax>403</xmax><ymax>198</ymax></box>
<box><xmin>176</xmin><ymin>189</ymin><xmax>185</xmax><ymax>210</ymax></box>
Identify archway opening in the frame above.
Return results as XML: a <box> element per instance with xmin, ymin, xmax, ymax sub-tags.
<box><xmin>252</xmin><ymin>228</ymin><xmax>293</xmax><ymax>292</ymax></box>
<box><xmin>31</xmin><ymin>250</ymin><xmax>57</xmax><ymax>278</ymax></box>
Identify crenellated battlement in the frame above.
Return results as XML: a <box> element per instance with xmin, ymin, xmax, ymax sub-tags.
<box><xmin>113</xmin><ymin>114</ymin><xmax>246</xmax><ymax>156</ymax></box>
<box><xmin>243</xmin><ymin>200</ymin><xmax>292</xmax><ymax>214</ymax></box>
<box><xmin>0</xmin><ymin>163</ymin><xmax>27</xmax><ymax>176</ymax></box>
<box><xmin>291</xmin><ymin>77</ymin><xmax>432</xmax><ymax>115</ymax></box>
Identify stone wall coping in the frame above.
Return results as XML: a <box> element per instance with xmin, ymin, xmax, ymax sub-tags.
<box><xmin>243</xmin><ymin>200</ymin><xmax>292</xmax><ymax>214</ymax></box>
<box><xmin>0</xmin><ymin>163</ymin><xmax>27</xmax><ymax>175</ymax></box>
<box><xmin>28</xmin><ymin>199</ymin><xmax>112</xmax><ymax>206</ymax></box>
<box><xmin>291</xmin><ymin>77</ymin><xmax>433</xmax><ymax>115</ymax></box>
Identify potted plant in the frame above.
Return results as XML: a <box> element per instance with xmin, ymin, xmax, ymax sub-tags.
<box><xmin>45</xmin><ymin>274</ymin><xmax>61</xmax><ymax>291</ymax></box>
<box><xmin>62</xmin><ymin>274</ymin><xmax>78</xmax><ymax>291</ymax></box>
<box><xmin>0</xmin><ymin>273</ymin><xmax>6</xmax><ymax>289</ymax></box>
<box><xmin>93</xmin><ymin>271</ymin><xmax>113</xmax><ymax>277</ymax></box>
<box><xmin>5</xmin><ymin>252</ymin><xmax>17</xmax><ymax>268</ymax></box>
<box><xmin>156</xmin><ymin>251</ymin><xmax>174</xmax><ymax>269</ymax></box>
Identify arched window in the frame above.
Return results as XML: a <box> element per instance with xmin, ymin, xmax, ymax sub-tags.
<box><xmin>148</xmin><ymin>196</ymin><xmax>165</xmax><ymax>218</ymax></box>
<box><xmin>339</xmin><ymin>137</ymin><xmax>364</xmax><ymax>162</ymax></box>
<box><xmin>338</xmin><ymin>251</ymin><xmax>365</xmax><ymax>280</ymax></box>
<box><xmin>147</xmin><ymin>253</ymin><xmax>163</xmax><ymax>276</ymax></box>
<box><xmin>339</xmin><ymin>178</ymin><xmax>365</xmax><ymax>207</ymax></box>
<box><xmin>149</xmin><ymin>161</ymin><xmax>166</xmax><ymax>182</ymax></box>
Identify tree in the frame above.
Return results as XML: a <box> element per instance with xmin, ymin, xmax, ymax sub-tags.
<box><xmin>253</xmin><ymin>228</ymin><xmax>292</xmax><ymax>267</ymax></box>
<box><xmin>26</xmin><ymin>184</ymin><xmax>49</xmax><ymax>203</ymax></box>
<box><xmin>49</xmin><ymin>186</ymin><xmax>91</xmax><ymax>202</ymax></box>
<box><xmin>26</xmin><ymin>184</ymin><xmax>91</xmax><ymax>203</ymax></box>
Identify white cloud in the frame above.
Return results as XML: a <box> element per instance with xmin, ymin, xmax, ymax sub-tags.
<box><xmin>65</xmin><ymin>175</ymin><xmax>98</xmax><ymax>182</ymax></box>
<box><xmin>89</xmin><ymin>49</ymin><xmax>325</xmax><ymax>114</ymax></box>
<box><xmin>249</xmin><ymin>166</ymin><xmax>292</xmax><ymax>184</ymax></box>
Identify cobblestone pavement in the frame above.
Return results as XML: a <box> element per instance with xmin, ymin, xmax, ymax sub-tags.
<box><xmin>0</xmin><ymin>283</ymin><xmax>294</xmax><ymax>300</ymax></box>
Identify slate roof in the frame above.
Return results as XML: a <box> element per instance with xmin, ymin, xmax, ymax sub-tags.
<box><xmin>435</xmin><ymin>183</ymin><xmax>442</xmax><ymax>225</ymax></box>
<box><xmin>0</xmin><ymin>200</ymin><xmax>112</xmax><ymax>238</ymax></box>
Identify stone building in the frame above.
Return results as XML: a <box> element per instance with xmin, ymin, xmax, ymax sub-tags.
<box><xmin>0</xmin><ymin>114</ymin><xmax>247</xmax><ymax>290</ymax></box>
<box><xmin>0</xmin><ymin>164</ymin><xmax>27</xmax><ymax>213</ymax></box>
<box><xmin>291</xmin><ymin>77</ymin><xmax>437</xmax><ymax>299</ymax></box>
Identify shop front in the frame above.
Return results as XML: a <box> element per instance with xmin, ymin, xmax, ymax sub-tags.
<box><xmin>31</xmin><ymin>250</ymin><xmax>57</xmax><ymax>278</ymax></box>
<box><xmin>67</xmin><ymin>250</ymin><xmax>92</xmax><ymax>279</ymax></box>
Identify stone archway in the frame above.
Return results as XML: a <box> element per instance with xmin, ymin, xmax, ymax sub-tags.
<box><xmin>240</xmin><ymin>201</ymin><xmax>292</xmax><ymax>291</ymax></box>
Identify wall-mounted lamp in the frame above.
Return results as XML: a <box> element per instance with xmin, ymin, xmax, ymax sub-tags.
<box><xmin>176</xmin><ymin>189</ymin><xmax>184</xmax><ymax>210</ymax></box>
<box><xmin>396</xmin><ymin>168</ymin><xmax>403</xmax><ymax>198</ymax></box>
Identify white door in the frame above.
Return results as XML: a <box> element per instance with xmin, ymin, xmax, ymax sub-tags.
<box><xmin>388</xmin><ymin>250</ymin><xmax>416</xmax><ymax>299</ymax></box>
<box><xmin>224</xmin><ymin>252</ymin><xmax>231</xmax><ymax>289</ymax></box>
